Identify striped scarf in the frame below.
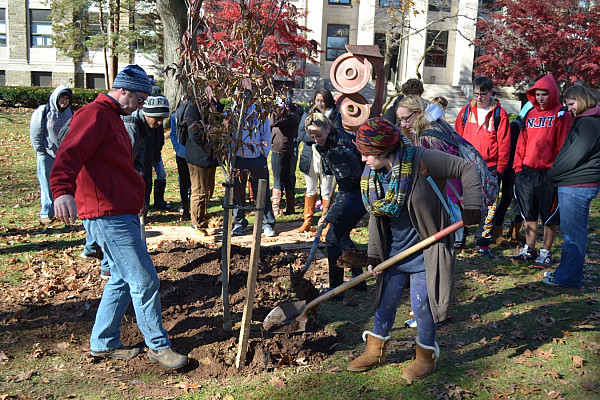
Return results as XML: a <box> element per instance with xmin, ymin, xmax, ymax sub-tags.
<box><xmin>360</xmin><ymin>135</ymin><xmax>414</xmax><ymax>218</ymax></box>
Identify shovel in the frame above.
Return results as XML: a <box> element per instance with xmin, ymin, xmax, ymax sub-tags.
<box><xmin>264</xmin><ymin>220</ymin><xmax>464</xmax><ymax>332</ymax></box>
<box><xmin>296</xmin><ymin>181</ymin><xmax>337</xmax><ymax>277</ymax></box>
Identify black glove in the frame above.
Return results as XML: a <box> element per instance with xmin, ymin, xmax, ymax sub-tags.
<box><xmin>366</xmin><ymin>257</ymin><xmax>381</xmax><ymax>268</ymax></box>
<box><xmin>462</xmin><ymin>208</ymin><xmax>482</xmax><ymax>226</ymax></box>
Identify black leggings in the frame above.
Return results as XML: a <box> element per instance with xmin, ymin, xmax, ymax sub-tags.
<box><xmin>495</xmin><ymin>168</ymin><xmax>524</xmax><ymax>227</ymax></box>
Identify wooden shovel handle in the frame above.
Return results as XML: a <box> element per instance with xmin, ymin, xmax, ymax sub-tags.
<box><xmin>301</xmin><ymin>220</ymin><xmax>465</xmax><ymax>313</ymax></box>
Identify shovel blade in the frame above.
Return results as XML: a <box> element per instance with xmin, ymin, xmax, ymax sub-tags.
<box><xmin>263</xmin><ymin>300</ymin><xmax>306</xmax><ymax>331</ymax></box>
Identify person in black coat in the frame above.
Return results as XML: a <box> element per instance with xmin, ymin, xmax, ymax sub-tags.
<box><xmin>542</xmin><ymin>85</ymin><xmax>600</xmax><ymax>288</ymax></box>
<box><xmin>184</xmin><ymin>100</ymin><xmax>221</xmax><ymax>230</ymax></box>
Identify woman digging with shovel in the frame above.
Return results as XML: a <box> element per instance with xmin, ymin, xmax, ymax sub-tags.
<box><xmin>347</xmin><ymin>118</ymin><xmax>483</xmax><ymax>380</ymax></box>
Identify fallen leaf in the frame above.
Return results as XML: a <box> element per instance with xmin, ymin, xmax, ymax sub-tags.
<box><xmin>581</xmin><ymin>381</ymin><xmax>599</xmax><ymax>392</ymax></box>
<box><xmin>520</xmin><ymin>385</ymin><xmax>540</xmax><ymax>394</ymax></box>
<box><xmin>571</xmin><ymin>355</ymin><xmax>584</xmax><ymax>368</ymax></box>
<box><xmin>268</xmin><ymin>376</ymin><xmax>286</xmax><ymax>388</ymax></box>
<box><xmin>552</xmin><ymin>337</ymin><xmax>565</xmax><ymax>345</ymax></box>
<box><xmin>13</xmin><ymin>369</ymin><xmax>34</xmax><ymax>382</ymax></box>
<box><xmin>177</xmin><ymin>381</ymin><xmax>201</xmax><ymax>393</ymax></box>
<box><xmin>545</xmin><ymin>389</ymin><xmax>563</xmax><ymax>399</ymax></box>
<box><xmin>0</xmin><ymin>351</ymin><xmax>9</xmax><ymax>362</ymax></box>
<box><xmin>543</xmin><ymin>370</ymin><xmax>560</xmax><ymax>379</ymax></box>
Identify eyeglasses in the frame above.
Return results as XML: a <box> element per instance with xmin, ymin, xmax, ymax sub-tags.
<box><xmin>129</xmin><ymin>90</ymin><xmax>145</xmax><ymax>105</ymax></box>
<box><xmin>398</xmin><ymin>112</ymin><xmax>415</xmax><ymax>123</ymax></box>
<box><xmin>473</xmin><ymin>91</ymin><xmax>489</xmax><ymax>98</ymax></box>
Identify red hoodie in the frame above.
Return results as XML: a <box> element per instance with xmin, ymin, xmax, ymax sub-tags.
<box><xmin>455</xmin><ymin>98</ymin><xmax>511</xmax><ymax>174</ymax></box>
<box><xmin>50</xmin><ymin>94</ymin><xmax>145</xmax><ymax>219</ymax></box>
<box><xmin>513</xmin><ymin>75</ymin><xmax>572</xmax><ymax>172</ymax></box>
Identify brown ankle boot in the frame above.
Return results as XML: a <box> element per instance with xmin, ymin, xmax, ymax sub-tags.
<box><xmin>508</xmin><ymin>221</ymin><xmax>526</xmax><ymax>242</ymax></box>
<box><xmin>401</xmin><ymin>338</ymin><xmax>439</xmax><ymax>381</ymax></box>
<box><xmin>347</xmin><ymin>331</ymin><xmax>390</xmax><ymax>372</ymax></box>
<box><xmin>284</xmin><ymin>190</ymin><xmax>295</xmax><ymax>215</ymax></box>
<box><xmin>272</xmin><ymin>189</ymin><xmax>282</xmax><ymax>217</ymax></box>
<box><xmin>297</xmin><ymin>195</ymin><xmax>317</xmax><ymax>233</ymax></box>
<box><xmin>492</xmin><ymin>226</ymin><xmax>510</xmax><ymax>246</ymax></box>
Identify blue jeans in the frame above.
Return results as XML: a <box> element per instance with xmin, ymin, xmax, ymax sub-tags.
<box><xmin>373</xmin><ymin>270</ymin><xmax>436</xmax><ymax>346</ymax></box>
<box><xmin>36</xmin><ymin>152</ymin><xmax>55</xmax><ymax>218</ymax></box>
<box><xmin>552</xmin><ymin>186</ymin><xmax>599</xmax><ymax>288</ymax></box>
<box><xmin>153</xmin><ymin>158</ymin><xmax>167</xmax><ymax>181</ymax></box>
<box><xmin>326</xmin><ymin>191</ymin><xmax>367</xmax><ymax>287</ymax></box>
<box><xmin>83</xmin><ymin>214</ymin><xmax>170</xmax><ymax>352</ymax></box>
<box><xmin>83</xmin><ymin>230</ymin><xmax>110</xmax><ymax>274</ymax></box>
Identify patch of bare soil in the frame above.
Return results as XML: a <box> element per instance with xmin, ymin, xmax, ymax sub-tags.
<box><xmin>0</xmin><ymin>239</ymin><xmax>339</xmax><ymax>398</ymax></box>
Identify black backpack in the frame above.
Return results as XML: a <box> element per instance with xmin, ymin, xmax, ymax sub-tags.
<box><xmin>175</xmin><ymin>102</ymin><xmax>191</xmax><ymax>146</ymax></box>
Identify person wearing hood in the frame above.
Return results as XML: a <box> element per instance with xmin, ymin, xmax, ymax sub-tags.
<box><xmin>509</xmin><ymin>75</ymin><xmax>572</xmax><ymax>267</ymax></box>
<box><xmin>455</xmin><ymin>76</ymin><xmax>511</xmax><ymax>255</ymax></box>
<box><xmin>29</xmin><ymin>85</ymin><xmax>73</xmax><ymax>224</ymax></box>
<box><xmin>542</xmin><ymin>85</ymin><xmax>600</xmax><ymax>288</ymax></box>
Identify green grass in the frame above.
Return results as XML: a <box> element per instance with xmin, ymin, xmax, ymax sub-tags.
<box><xmin>1</xmin><ymin>108</ymin><xmax>599</xmax><ymax>399</ymax></box>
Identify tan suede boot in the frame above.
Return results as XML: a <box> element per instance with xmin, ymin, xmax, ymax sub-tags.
<box><xmin>320</xmin><ymin>198</ymin><xmax>332</xmax><ymax>238</ymax></box>
<box><xmin>284</xmin><ymin>190</ymin><xmax>296</xmax><ymax>215</ymax></box>
<box><xmin>492</xmin><ymin>226</ymin><xmax>510</xmax><ymax>246</ymax></box>
<box><xmin>347</xmin><ymin>331</ymin><xmax>390</xmax><ymax>372</ymax></box>
<box><xmin>401</xmin><ymin>338</ymin><xmax>439</xmax><ymax>381</ymax></box>
<box><xmin>272</xmin><ymin>189</ymin><xmax>282</xmax><ymax>217</ymax></box>
<box><xmin>508</xmin><ymin>221</ymin><xmax>526</xmax><ymax>242</ymax></box>
<box><xmin>297</xmin><ymin>195</ymin><xmax>317</xmax><ymax>232</ymax></box>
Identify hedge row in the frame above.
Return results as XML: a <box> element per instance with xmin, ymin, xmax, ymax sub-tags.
<box><xmin>0</xmin><ymin>86</ymin><xmax>104</xmax><ymax>109</ymax></box>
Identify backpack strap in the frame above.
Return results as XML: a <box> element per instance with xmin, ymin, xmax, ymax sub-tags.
<box><xmin>493</xmin><ymin>106</ymin><xmax>501</xmax><ymax>132</ymax></box>
<box><xmin>420</xmin><ymin>159</ymin><xmax>456</xmax><ymax>223</ymax></box>
<box><xmin>421</xmin><ymin>129</ymin><xmax>459</xmax><ymax>148</ymax></box>
<box><xmin>462</xmin><ymin>104</ymin><xmax>470</xmax><ymax>128</ymax></box>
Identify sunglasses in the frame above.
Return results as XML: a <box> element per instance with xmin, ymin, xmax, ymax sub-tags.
<box><xmin>473</xmin><ymin>91</ymin><xmax>489</xmax><ymax>98</ymax></box>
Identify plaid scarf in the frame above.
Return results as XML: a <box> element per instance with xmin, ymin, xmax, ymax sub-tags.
<box><xmin>360</xmin><ymin>135</ymin><xmax>414</xmax><ymax>218</ymax></box>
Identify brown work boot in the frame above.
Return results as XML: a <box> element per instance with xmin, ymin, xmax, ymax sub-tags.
<box><xmin>272</xmin><ymin>189</ymin><xmax>282</xmax><ymax>217</ymax></box>
<box><xmin>297</xmin><ymin>195</ymin><xmax>317</xmax><ymax>233</ymax></box>
<box><xmin>508</xmin><ymin>221</ymin><xmax>526</xmax><ymax>242</ymax></box>
<box><xmin>401</xmin><ymin>338</ymin><xmax>439</xmax><ymax>381</ymax></box>
<box><xmin>347</xmin><ymin>331</ymin><xmax>390</xmax><ymax>372</ymax></box>
<box><xmin>284</xmin><ymin>190</ymin><xmax>296</xmax><ymax>214</ymax></box>
<box><xmin>147</xmin><ymin>347</ymin><xmax>188</xmax><ymax>369</ymax></box>
<box><xmin>492</xmin><ymin>226</ymin><xmax>510</xmax><ymax>246</ymax></box>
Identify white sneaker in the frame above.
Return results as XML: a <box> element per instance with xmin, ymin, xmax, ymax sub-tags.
<box><xmin>263</xmin><ymin>225</ymin><xmax>276</xmax><ymax>237</ymax></box>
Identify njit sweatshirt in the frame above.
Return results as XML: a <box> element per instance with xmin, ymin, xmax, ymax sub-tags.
<box><xmin>513</xmin><ymin>75</ymin><xmax>571</xmax><ymax>172</ymax></box>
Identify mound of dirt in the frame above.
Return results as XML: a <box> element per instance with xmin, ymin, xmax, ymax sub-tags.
<box><xmin>115</xmin><ymin>241</ymin><xmax>338</xmax><ymax>380</ymax></box>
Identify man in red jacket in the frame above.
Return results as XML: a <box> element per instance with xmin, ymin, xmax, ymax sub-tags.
<box><xmin>455</xmin><ymin>76</ymin><xmax>511</xmax><ymax>256</ymax></box>
<box><xmin>50</xmin><ymin>65</ymin><xmax>187</xmax><ymax>369</ymax></box>
<box><xmin>509</xmin><ymin>75</ymin><xmax>571</xmax><ymax>267</ymax></box>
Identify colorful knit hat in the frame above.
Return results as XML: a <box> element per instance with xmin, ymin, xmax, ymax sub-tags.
<box><xmin>356</xmin><ymin>117</ymin><xmax>400</xmax><ymax>156</ymax></box>
<box><xmin>112</xmin><ymin>65</ymin><xmax>152</xmax><ymax>95</ymax></box>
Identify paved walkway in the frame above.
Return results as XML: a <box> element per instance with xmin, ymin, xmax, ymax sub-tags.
<box><xmin>145</xmin><ymin>221</ymin><xmax>325</xmax><ymax>253</ymax></box>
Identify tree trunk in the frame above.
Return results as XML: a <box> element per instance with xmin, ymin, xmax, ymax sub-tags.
<box><xmin>156</xmin><ymin>0</ymin><xmax>188</xmax><ymax>112</ymax></box>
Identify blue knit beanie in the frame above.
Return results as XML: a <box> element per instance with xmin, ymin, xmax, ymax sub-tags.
<box><xmin>112</xmin><ymin>65</ymin><xmax>152</xmax><ymax>95</ymax></box>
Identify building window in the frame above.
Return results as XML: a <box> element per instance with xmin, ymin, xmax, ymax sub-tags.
<box><xmin>0</xmin><ymin>9</ymin><xmax>6</xmax><ymax>46</ymax></box>
<box><xmin>0</xmin><ymin>70</ymin><xmax>5</xmax><ymax>86</ymax></box>
<box><xmin>328</xmin><ymin>0</ymin><xmax>351</xmax><ymax>4</ymax></box>
<box><xmin>425</xmin><ymin>30</ymin><xmax>448</xmax><ymax>67</ymax></box>
<box><xmin>30</xmin><ymin>9</ymin><xmax>53</xmax><ymax>47</ymax></box>
<box><xmin>428</xmin><ymin>0</ymin><xmax>451</xmax><ymax>12</ymax></box>
<box><xmin>86</xmin><ymin>73</ymin><xmax>106</xmax><ymax>90</ymax></box>
<box><xmin>85</xmin><ymin>12</ymin><xmax>107</xmax><ymax>51</ymax></box>
<box><xmin>326</xmin><ymin>24</ymin><xmax>349</xmax><ymax>61</ymax></box>
<box><xmin>32</xmin><ymin>72</ymin><xmax>52</xmax><ymax>87</ymax></box>
<box><xmin>132</xmin><ymin>12</ymin><xmax>157</xmax><ymax>51</ymax></box>
<box><xmin>379</xmin><ymin>0</ymin><xmax>401</xmax><ymax>5</ymax></box>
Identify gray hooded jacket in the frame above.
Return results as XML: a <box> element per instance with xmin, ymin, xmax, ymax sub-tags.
<box><xmin>29</xmin><ymin>85</ymin><xmax>73</xmax><ymax>157</ymax></box>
